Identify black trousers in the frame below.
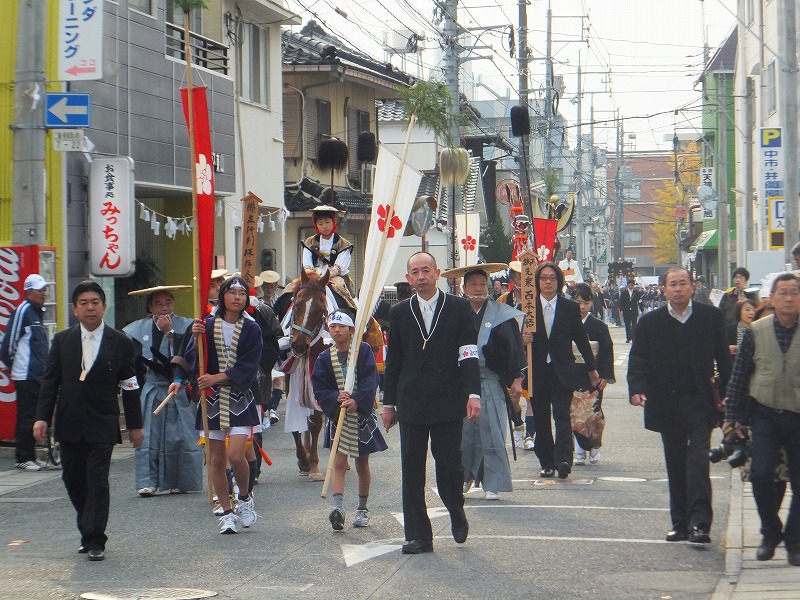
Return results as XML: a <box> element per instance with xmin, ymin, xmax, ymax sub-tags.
<box><xmin>532</xmin><ymin>363</ymin><xmax>574</xmax><ymax>470</ymax></box>
<box><xmin>60</xmin><ymin>441</ymin><xmax>114</xmax><ymax>551</ymax></box>
<box><xmin>659</xmin><ymin>396</ymin><xmax>713</xmax><ymax>531</ymax></box>
<box><xmin>14</xmin><ymin>380</ymin><xmax>40</xmax><ymax>463</ymax></box>
<box><xmin>399</xmin><ymin>419</ymin><xmax>466</xmax><ymax>543</ymax></box>
<box><xmin>624</xmin><ymin>312</ymin><xmax>638</xmax><ymax>342</ymax></box>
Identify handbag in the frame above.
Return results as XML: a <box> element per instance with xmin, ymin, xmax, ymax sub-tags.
<box><xmin>570</xmin><ymin>389</ymin><xmax>604</xmax><ymax>449</ymax></box>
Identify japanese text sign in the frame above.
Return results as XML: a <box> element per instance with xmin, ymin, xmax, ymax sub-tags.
<box><xmin>519</xmin><ymin>249</ymin><xmax>537</xmax><ymax>334</ymax></box>
<box><xmin>760</xmin><ymin>128</ymin><xmax>783</xmax><ymax>227</ymax></box>
<box><xmin>240</xmin><ymin>192</ymin><xmax>263</xmax><ymax>287</ymax></box>
<box><xmin>89</xmin><ymin>157</ymin><xmax>135</xmax><ymax>276</ymax></box>
<box><xmin>59</xmin><ymin>0</ymin><xmax>103</xmax><ymax>81</ymax></box>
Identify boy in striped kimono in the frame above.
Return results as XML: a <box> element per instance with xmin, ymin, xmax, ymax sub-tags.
<box><xmin>312</xmin><ymin>310</ymin><xmax>387</xmax><ymax>530</ymax></box>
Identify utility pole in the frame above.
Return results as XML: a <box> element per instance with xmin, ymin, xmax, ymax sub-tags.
<box><xmin>742</xmin><ymin>77</ymin><xmax>754</xmax><ymax>255</ymax></box>
<box><xmin>614</xmin><ymin>114</ymin><xmax>624</xmax><ymax>261</ymax></box>
<box><xmin>12</xmin><ymin>0</ymin><xmax>47</xmax><ymax>245</ymax></box>
<box><xmin>574</xmin><ymin>56</ymin><xmax>584</xmax><ymax>271</ymax></box>
<box><xmin>780</xmin><ymin>0</ymin><xmax>798</xmax><ymax>261</ymax></box>
<box><xmin>717</xmin><ymin>78</ymin><xmax>730</xmax><ymax>289</ymax></box>
<box><xmin>673</xmin><ymin>131</ymin><xmax>683</xmax><ymax>267</ymax></box>
<box><xmin>517</xmin><ymin>0</ymin><xmax>531</xmax><ymax>214</ymax></box>
<box><xmin>543</xmin><ymin>0</ymin><xmax>553</xmax><ymax>170</ymax></box>
<box><xmin>442</xmin><ymin>0</ymin><xmax>461</xmax><ymax>269</ymax></box>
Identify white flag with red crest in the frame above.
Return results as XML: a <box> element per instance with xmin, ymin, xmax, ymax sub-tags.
<box><xmin>455</xmin><ymin>212</ymin><xmax>481</xmax><ymax>267</ymax></box>
<box><xmin>345</xmin><ymin>146</ymin><xmax>422</xmax><ymax>392</ymax></box>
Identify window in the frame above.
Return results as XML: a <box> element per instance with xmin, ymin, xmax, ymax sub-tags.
<box><xmin>306</xmin><ymin>98</ymin><xmax>331</xmax><ymax>160</ymax></box>
<box><xmin>240</xmin><ymin>23</ymin><xmax>269</xmax><ymax>106</ymax></box>
<box><xmin>129</xmin><ymin>0</ymin><xmax>152</xmax><ymax>13</ymax></box>
<box><xmin>766</xmin><ymin>60</ymin><xmax>777</xmax><ymax>115</ymax></box>
<box><xmin>347</xmin><ymin>108</ymin><xmax>372</xmax><ymax>182</ymax></box>
<box><xmin>624</xmin><ymin>223</ymin><xmax>643</xmax><ymax>245</ymax></box>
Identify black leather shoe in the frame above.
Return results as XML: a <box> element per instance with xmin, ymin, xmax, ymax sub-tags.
<box><xmin>688</xmin><ymin>526</ymin><xmax>710</xmax><ymax>544</ymax></box>
<box><xmin>665</xmin><ymin>528</ymin><xmax>688</xmax><ymax>542</ymax></box>
<box><xmin>451</xmin><ymin>513</ymin><xmax>469</xmax><ymax>544</ymax></box>
<box><xmin>539</xmin><ymin>468</ymin><xmax>555</xmax><ymax>478</ymax></box>
<box><xmin>788</xmin><ymin>550</ymin><xmax>800</xmax><ymax>566</ymax></box>
<box><xmin>78</xmin><ymin>545</ymin><xmax>88</xmax><ymax>554</ymax></box>
<box><xmin>401</xmin><ymin>540</ymin><xmax>433</xmax><ymax>554</ymax></box>
<box><xmin>756</xmin><ymin>533</ymin><xmax>783</xmax><ymax>561</ymax></box>
<box><xmin>87</xmin><ymin>549</ymin><xmax>105</xmax><ymax>561</ymax></box>
<box><xmin>557</xmin><ymin>461</ymin><xmax>571</xmax><ymax>480</ymax></box>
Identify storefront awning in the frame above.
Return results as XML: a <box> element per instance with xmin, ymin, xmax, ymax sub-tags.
<box><xmin>690</xmin><ymin>229</ymin><xmax>717</xmax><ymax>252</ymax></box>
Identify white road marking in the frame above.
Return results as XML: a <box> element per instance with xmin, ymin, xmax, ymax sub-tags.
<box><xmin>341</xmin><ymin>540</ymin><xmax>403</xmax><ymax>567</ymax></box>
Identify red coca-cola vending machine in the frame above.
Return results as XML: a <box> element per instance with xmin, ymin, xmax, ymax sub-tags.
<box><xmin>0</xmin><ymin>246</ymin><xmax>58</xmax><ymax>441</ymax></box>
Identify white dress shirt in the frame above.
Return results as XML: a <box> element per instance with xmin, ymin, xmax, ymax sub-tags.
<box><xmin>667</xmin><ymin>299</ymin><xmax>693</xmax><ymax>324</ymax></box>
<box><xmin>541</xmin><ymin>294</ymin><xmax>557</xmax><ymax>363</ymax></box>
<box><xmin>80</xmin><ymin>322</ymin><xmax>105</xmax><ymax>373</ymax></box>
<box><xmin>417</xmin><ymin>290</ymin><xmax>440</xmax><ymax>332</ymax></box>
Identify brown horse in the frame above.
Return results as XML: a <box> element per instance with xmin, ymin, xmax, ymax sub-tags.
<box><xmin>286</xmin><ymin>269</ymin><xmax>330</xmax><ymax>480</ymax></box>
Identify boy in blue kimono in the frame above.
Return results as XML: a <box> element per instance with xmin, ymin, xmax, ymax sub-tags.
<box><xmin>312</xmin><ymin>310</ymin><xmax>387</xmax><ymax>530</ymax></box>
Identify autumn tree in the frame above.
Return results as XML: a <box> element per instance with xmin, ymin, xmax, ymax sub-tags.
<box><xmin>650</xmin><ymin>141</ymin><xmax>701</xmax><ymax>264</ymax></box>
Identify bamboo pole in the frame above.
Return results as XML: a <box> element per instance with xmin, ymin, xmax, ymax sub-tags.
<box><xmin>184</xmin><ymin>10</ymin><xmax>213</xmax><ymax>504</ymax></box>
<box><xmin>321</xmin><ymin>114</ymin><xmax>418</xmax><ymax>498</ymax></box>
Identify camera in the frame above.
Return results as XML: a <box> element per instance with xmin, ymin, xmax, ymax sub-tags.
<box><xmin>709</xmin><ymin>433</ymin><xmax>750</xmax><ymax>468</ymax></box>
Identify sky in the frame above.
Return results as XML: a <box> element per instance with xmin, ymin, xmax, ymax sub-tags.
<box><xmin>283</xmin><ymin>0</ymin><xmax>739</xmax><ymax>154</ymax></box>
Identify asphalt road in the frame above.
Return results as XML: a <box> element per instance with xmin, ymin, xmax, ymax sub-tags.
<box><xmin>0</xmin><ymin>322</ymin><xmax>733</xmax><ymax>600</ymax></box>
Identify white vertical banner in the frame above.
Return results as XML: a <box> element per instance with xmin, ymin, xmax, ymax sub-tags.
<box><xmin>89</xmin><ymin>157</ymin><xmax>135</xmax><ymax>277</ymax></box>
<box><xmin>454</xmin><ymin>212</ymin><xmax>481</xmax><ymax>267</ymax></box>
<box><xmin>59</xmin><ymin>0</ymin><xmax>104</xmax><ymax>81</ymax></box>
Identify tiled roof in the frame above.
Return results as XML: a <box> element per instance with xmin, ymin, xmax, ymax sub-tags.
<box><xmin>284</xmin><ymin>177</ymin><xmax>372</xmax><ymax>215</ymax></box>
<box><xmin>282</xmin><ymin>24</ymin><xmax>413</xmax><ymax>87</ymax></box>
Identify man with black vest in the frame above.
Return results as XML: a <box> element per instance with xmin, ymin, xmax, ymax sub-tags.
<box><xmin>382</xmin><ymin>252</ymin><xmax>481</xmax><ymax>554</ymax></box>
<box><xmin>628</xmin><ymin>267</ymin><xmax>730</xmax><ymax>545</ymax></box>
<box><xmin>724</xmin><ymin>272</ymin><xmax>800</xmax><ymax>565</ymax></box>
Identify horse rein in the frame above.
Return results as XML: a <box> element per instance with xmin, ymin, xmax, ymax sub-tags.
<box><xmin>290</xmin><ymin>283</ymin><xmax>328</xmax><ymax>343</ymax></box>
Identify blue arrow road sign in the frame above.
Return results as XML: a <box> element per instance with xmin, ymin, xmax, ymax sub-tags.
<box><xmin>45</xmin><ymin>93</ymin><xmax>90</xmax><ymax>128</ymax></box>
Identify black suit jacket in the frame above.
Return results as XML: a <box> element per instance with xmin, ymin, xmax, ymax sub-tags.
<box><xmin>627</xmin><ymin>303</ymin><xmax>731</xmax><ymax>432</ymax></box>
<box><xmin>531</xmin><ymin>295</ymin><xmax>596</xmax><ymax>394</ymax></box>
<box><xmin>581</xmin><ymin>314</ymin><xmax>615</xmax><ymax>383</ymax></box>
<box><xmin>619</xmin><ymin>288</ymin><xmax>643</xmax><ymax>317</ymax></box>
<box><xmin>36</xmin><ymin>324</ymin><xmax>142</xmax><ymax>445</ymax></box>
<box><xmin>384</xmin><ymin>292</ymin><xmax>481</xmax><ymax>425</ymax></box>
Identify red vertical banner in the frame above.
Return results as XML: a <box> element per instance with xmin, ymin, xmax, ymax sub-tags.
<box><xmin>180</xmin><ymin>86</ymin><xmax>215</xmax><ymax>311</ymax></box>
<box><xmin>533</xmin><ymin>218</ymin><xmax>559</xmax><ymax>263</ymax></box>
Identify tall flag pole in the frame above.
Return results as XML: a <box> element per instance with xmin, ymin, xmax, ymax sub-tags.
<box><xmin>321</xmin><ymin>116</ymin><xmax>423</xmax><ymax>498</ymax></box>
<box><xmin>180</xmin><ymin>6</ymin><xmax>213</xmax><ymax>503</ymax></box>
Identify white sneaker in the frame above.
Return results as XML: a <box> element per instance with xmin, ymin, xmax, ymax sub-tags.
<box><xmin>237</xmin><ymin>496</ymin><xmax>257</xmax><ymax>528</ymax></box>
<box><xmin>218</xmin><ymin>512</ymin><xmax>240</xmax><ymax>534</ymax></box>
<box><xmin>523</xmin><ymin>436</ymin><xmax>535</xmax><ymax>451</ymax></box>
<box><xmin>34</xmin><ymin>458</ymin><xmax>48</xmax><ymax>470</ymax></box>
<box><xmin>269</xmin><ymin>409</ymin><xmax>280</xmax><ymax>425</ymax></box>
<box><xmin>484</xmin><ymin>490</ymin><xmax>500</xmax><ymax>501</ymax></box>
<box><xmin>138</xmin><ymin>487</ymin><xmax>157</xmax><ymax>497</ymax></box>
<box><xmin>574</xmin><ymin>456</ymin><xmax>586</xmax><ymax>465</ymax></box>
<box><xmin>14</xmin><ymin>461</ymin><xmax>41</xmax><ymax>472</ymax></box>
<box><xmin>589</xmin><ymin>449</ymin><xmax>602</xmax><ymax>464</ymax></box>
<box><xmin>212</xmin><ymin>496</ymin><xmax>225</xmax><ymax>516</ymax></box>
<box><xmin>352</xmin><ymin>509</ymin><xmax>370</xmax><ymax>527</ymax></box>
<box><xmin>513</xmin><ymin>428</ymin><xmax>524</xmax><ymax>449</ymax></box>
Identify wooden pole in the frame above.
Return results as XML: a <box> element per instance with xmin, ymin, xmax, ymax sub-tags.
<box><xmin>184</xmin><ymin>10</ymin><xmax>213</xmax><ymax>504</ymax></box>
<box><xmin>240</xmin><ymin>192</ymin><xmax>263</xmax><ymax>288</ymax></box>
<box><xmin>321</xmin><ymin>114</ymin><xmax>418</xmax><ymax>498</ymax></box>
<box><xmin>152</xmin><ymin>392</ymin><xmax>175</xmax><ymax>416</ymax></box>
<box><xmin>518</xmin><ymin>249</ymin><xmax>537</xmax><ymax>399</ymax></box>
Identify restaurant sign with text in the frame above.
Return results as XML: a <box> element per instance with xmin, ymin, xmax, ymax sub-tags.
<box><xmin>89</xmin><ymin>157</ymin><xmax>135</xmax><ymax>276</ymax></box>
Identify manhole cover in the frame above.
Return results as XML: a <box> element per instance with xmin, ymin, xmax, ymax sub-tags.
<box><xmin>81</xmin><ymin>590</ymin><xmax>216</xmax><ymax>600</ymax></box>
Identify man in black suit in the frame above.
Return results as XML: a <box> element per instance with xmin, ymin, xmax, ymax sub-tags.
<box><xmin>628</xmin><ymin>267</ymin><xmax>731</xmax><ymax>544</ymax></box>
<box><xmin>619</xmin><ymin>280</ymin><xmax>643</xmax><ymax>342</ymax></box>
<box><xmin>522</xmin><ymin>263</ymin><xmax>599</xmax><ymax>480</ymax></box>
<box><xmin>34</xmin><ymin>281</ymin><xmax>143</xmax><ymax>562</ymax></box>
<box><xmin>382</xmin><ymin>252</ymin><xmax>481</xmax><ymax>554</ymax></box>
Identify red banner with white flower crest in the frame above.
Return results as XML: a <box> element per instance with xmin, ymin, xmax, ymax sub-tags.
<box><xmin>180</xmin><ymin>86</ymin><xmax>215</xmax><ymax>311</ymax></box>
<box><xmin>533</xmin><ymin>218</ymin><xmax>559</xmax><ymax>263</ymax></box>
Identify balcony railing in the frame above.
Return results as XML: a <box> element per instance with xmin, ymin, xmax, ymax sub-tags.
<box><xmin>166</xmin><ymin>22</ymin><xmax>229</xmax><ymax>75</ymax></box>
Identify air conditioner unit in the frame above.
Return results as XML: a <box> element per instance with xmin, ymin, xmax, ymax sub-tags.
<box><xmin>361</xmin><ymin>164</ymin><xmax>377</xmax><ymax>195</ymax></box>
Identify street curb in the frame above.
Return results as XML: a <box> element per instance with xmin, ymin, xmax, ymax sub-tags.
<box><xmin>711</xmin><ymin>471</ymin><xmax>743</xmax><ymax>600</ymax></box>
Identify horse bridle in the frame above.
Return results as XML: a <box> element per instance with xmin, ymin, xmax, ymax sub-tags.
<box><xmin>290</xmin><ymin>283</ymin><xmax>328</xmax><ymax>340</ymax></box>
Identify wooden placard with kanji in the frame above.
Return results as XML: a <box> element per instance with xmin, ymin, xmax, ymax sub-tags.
<box><xmin>240</xmin><ymin>191</ymin><xmax>263</xmax><ymax>287</ymax></box>
<box><xmin>518</xmin><ymin>249</ymin><xmax>537</xmax><ymax>333</ymax></box>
